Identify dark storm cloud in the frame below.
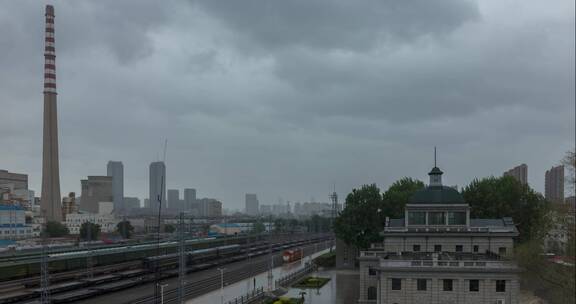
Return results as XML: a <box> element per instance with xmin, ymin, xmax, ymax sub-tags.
<box><xmin>193</xmin><ymin>0</ymin><xmax>479</xmax><ymax>51</ymax></box>
<box><xmin>0</xmin><ymin>0</ymin><xmax>573</xmax><ymax>208</ymax></box>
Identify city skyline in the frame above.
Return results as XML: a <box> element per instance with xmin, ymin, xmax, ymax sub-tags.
<box><xmin>0</xmin><ymin>1</ymin><xmax>573</xmax><ymax>209</ymax></box>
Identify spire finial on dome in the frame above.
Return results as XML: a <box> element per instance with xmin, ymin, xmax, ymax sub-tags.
<box><xmin>434</xmin><ymin>146</ymin><xmax>437</xmax><ymax>167</ymax></box>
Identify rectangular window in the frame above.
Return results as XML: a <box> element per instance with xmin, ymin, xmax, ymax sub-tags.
<box><xmin>473</xmin><ymin>245</ymin><xmax>479</xmax><ymax>253</ymax></box>
<box><xmin>448</xmin><ymin>212</ymin><xmax>467</xmax><ymax>225</ymax></box>
<box><xmin>391</xmin><ymin>278</ymin><xmax>402</xmax><ymax>290</ymax></box>
<box><xmin>498</xmin><ymin>247</ymin><xmax>507</xmax><ymax>256</ymax></box>
<box><xmin>469</xmin><ymin>280</ymin><xmax>479</xmax><ymax>292</ymax></box>
<box><xmin>496</xmin><ymin>280</ymin><xmax>506</xmax><ymax>292</ymax></box>
<box><xmin>428</xmin><ymin>212</ymin><xmax>446</xmax><ymax>225</ymax></box>
<box><xmin>413</xmin><ymin>244</ymin><xmax>421</xmax><ymax>252</ymax></box>
<box><xmin>443</xmin><ymin>279</ymin><xmax>453</xmax><ymax>291</ymax></box>
<box><xmin>455</xmin><ymin>245</ymin><xmax>463</xmax><ymax>252</ymax></box>
<box><xmin>368</xmin><ymin>268</ymin><xmax>377</xmax><ymax>276</ymax></box>
<box><xmin>434</xmin><ymin>245</ymin><xmax>442</xmax><ymax>252</ymax></box>
<box><xmin>408</xmin><ymin>212</ymin><xmax>426</xmax><ymax>225</ymax></box>
<box><xmin>417</xmin><ymin>279</ymin><xmax>427</xmax><ymax>291</ymax></box>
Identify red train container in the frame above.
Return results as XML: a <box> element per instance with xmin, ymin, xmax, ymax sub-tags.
<box><xmin>282</xmin><ymin>249</ymin><xmax>303</xmax><ymax>263</ymax></box>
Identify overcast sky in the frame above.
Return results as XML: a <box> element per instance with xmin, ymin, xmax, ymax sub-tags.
<box><xmin>1</xmin><ymin>0</ymin><xmax>574</xmax><ymax>209</ymax></box>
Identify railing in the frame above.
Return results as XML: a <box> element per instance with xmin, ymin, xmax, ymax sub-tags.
<box><xmin>226</xmin><ymin>287</ymin><xmax>265</xmax><ymax>304</ymax></box>
<box><xmin>274</xmin><ymin>263</ymin><xmax>315</xmax><ymax>288</ymax></box>
<box><xmin>380</xmin><ymin>259</ymin><xmax>516</xmax><ymax>269</ymax></box>
<box><xmin>383</xmin><ymin>226</ymin><xmax>515</xmax><ymax>233</ymax></box>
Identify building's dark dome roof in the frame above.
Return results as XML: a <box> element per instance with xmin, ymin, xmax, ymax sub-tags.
<box><xmin>429</xmin><ymin>167</ymin><xmax>443</xmax><ymax>175</ymax></box>
<box><xmin>409</xmin><ymin>185</ymin><xmax>465</xmax><ymax>204</ymax></box>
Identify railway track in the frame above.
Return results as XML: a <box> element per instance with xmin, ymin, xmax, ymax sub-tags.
<box><xmin>3</xmin><ymin>236</ymin><xmax>332</xmax><ymax>304</ymax></box>
<box><xmin>128</xmin><ymin>240</ymin><xmax>331</xmax><ymax>304</ymax></box>
<box><xmin>0</xmin><ymin>261</ymin><xmax>142</xmax><ymax>289</ymax></box>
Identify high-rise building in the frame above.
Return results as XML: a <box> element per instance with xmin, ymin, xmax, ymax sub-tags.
<box><xmin>61</xmin><ymin>192</ymin><xmax>77</xmax><ymax>221</ymax></box>
<box><xmin>40</xmin><ymin>5</ymin><xmax>62</xmax><ymax>222</ymax></box>
<box><xmin>503</xmin><ymin>163</ymin><xmax>528</xmax><ymax>185</ymax></box>
<box><xmin>167</xmin><ymin>189</ymin><xmax>180</xmax><ymax>210</ymax></box>
<box><xmin>149</xmin><ymin>161</ymin><xmax>166</xmax><ymax>212</ymax></box>
<box><xmin>245</xmin><ymin>193</ymin><xmax>259</xmax><ymax>216</ymax></box>
<box><xmin>123</xmin><ymin>197</ymin><xmax>141</xmax><ymax>211</ymax></box>
<box><xmin>184</xmin><ymin>188</ymin><xmax>196</xmax><ymax>210</ymax></box>
<box><xmin>107</xmin><ymin>161</ymin><xmax>124</xmax><ymax>214</ymax></box>
<box><xmin>0</xmin><ymin>170</ymin><xmax>28</xmax><ymax>190</ymax></box>
<box><xmin>545</xmin><ymin>165</ymin><xmax>564</xmax><ymax>204</ymax></box>
<box><xmin>192</xmin><ymin>198</ymin><xmax>222</xmax><ymax>217</ymax></box>
<box><xmin>80</xmin><ymin>176</ymin><xmax>113</xmax><ymax>213</ymax></box>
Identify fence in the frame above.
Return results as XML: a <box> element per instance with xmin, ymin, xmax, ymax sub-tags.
<box><xmin>226</xmin><ymin>286</ymin><xmax>265</xmax><ymax>304</ymax></box>
<box><xmin>274</xmin><ymin>263</ymin><xmax>316</xmax><ymax>288</ymax></box>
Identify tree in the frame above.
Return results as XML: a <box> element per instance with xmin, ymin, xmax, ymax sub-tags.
<box><xmin>44</xmin><ymin>221</ymin><xmax>69</xmax><ymax>237</ymax></box>
<box><xmin>80</xmin><ymin>222</ymin><xmax>101</xmax><ymax>241</ymax></box>
<box><xmin>462</xmin><ymin>175</ymin><xmax>550</xmax><ymax>243</ymax></box>
<box><xmin>334</xmin><ymin>184</ymin><xmax>385</xmax><ymax>249</ymax></box>
<box><xmin>381</xmin><ymin>177</ymin><xmax>425</xmax><ymax>218</ymax></box>
<box><xmin>252</xmin><ymin>221</ymin><xmax>266</xmax><ymax>234</ymax></box>
<box><xmin>116</xmin><ymin>220</ymin><xmax>134</xmax><ymax>239</ymax></box>
<box><xmin>562</xmin><ymin>149</ymin><xmax>575</xmax><ymax>196</ymax></box>
<box><xmin>164</xmin><ymin>224</ymin><xmax>176</xmax><ymax>233</ymax></box>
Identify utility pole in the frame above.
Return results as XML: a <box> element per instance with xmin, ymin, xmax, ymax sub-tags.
<box><xmin>267</xmin><ymin>215</ymin><xmax>273</xmax><ymax>291</ymax></box>
<box><xmin>218</xmin><ymin>268</ymin><xmax>225</xmax><ymax>304</ymax></box>
<box><xmin>177</xmin><ymin>212</ymin><xmax>185</xmax><ymax>304</ymax></box>
<box><xmin>86</xmin><ymin>215</ymin><xmax>93</xmax><ymax>279</ymax></box>
<box><xmin>40</xmin><ymin>211</ymin><xmax>50</xmax><ymax>304</ymax></box>
<box><xmin>154</xmin><ymin>174</ymin><xmax>165</xmax><ymax>304</ymax></box>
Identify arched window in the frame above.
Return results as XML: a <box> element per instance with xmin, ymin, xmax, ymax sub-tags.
<box><xmin>367</xmin><ymin>286</ymin><xmax>377</xmax><ymax>300</ymax></box>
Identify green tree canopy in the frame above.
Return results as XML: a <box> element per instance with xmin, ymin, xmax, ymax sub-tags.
<box><xmin>462</xmin><ymin>175</ymin><xmax>550</xmax><ymax>243</ymax></box>
<box><xmin>252</xmin><ymin>221</ymin><xmax>266</xmax><ymax>234</ymax></box>
<box><xmin>44</xmin><ymin>221</ymin><xmax>69</xmax><ymax>237</ymax></box>
<box><xmin>164</xmin><ymin>224</ymin><xmax>176</xmax><ymax>233</ymax></box>
<box><xmin>80</xmin><ymin>222</ymin><xmax>101</xmax><ymax>241</ymax></box>
<box><xmin>381</xmin><ymin>177</ymin><xmax>425</xmax><ymax>218</ymax></box>
<box><xmin>116</xmin><ymin>220</ymin><xmax>134</xmax><ymax>239</ymax></box>
<box><xmin>334</xmin><ymin>184</ymin><xmax>385</xmax><ymax>249</ymax></box>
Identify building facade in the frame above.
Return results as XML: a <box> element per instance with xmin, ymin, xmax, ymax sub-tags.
<box><xmin>61</xmin><ymin>192</ymin><xmax>77</xmax><ymax>221</ymax></box>
<box><xmin>503</xmin><ymin>164</ymin><xmax>528</xmax><ymax>185</ymax></box>
<box><xmin>184</xmin><ymin>188</ymin><xmax>196</xmax><ymax>210</ymax></box>
<box><xmin>545</xmin><ymin>165</ymin><xmax>564</xmax><ymax>204</ymax></box>
<box><xmin>123</xmin><ymin>197</ymin><xmax>141</xmax><ymax>212</ymax></box>
<box><xmin>149</xmin><ymin>161</ymin><xmax>166</xmax><ymax>212</ymax></box>
<box><xmin>80</xmin><ymin>176</ymin><xmax>113</xmax><ymax>213</ymax></box>
<box><xmin>245</xmin><ymin>193</ymin><xmax>259</xmax><ymax>216</ymax></box>
<box><xmin>106</xmin><ymin>161</ymin><xmax>124</xmax><ymax>214</ymax></box>
<box><xmin>65</xmin><ymin>213</ymin><xmax>119</xmax><ymax>235</ymax></box>
<box><xmin>359</xmin><ymin>166</ymin><xmax>521</xmax><ymax>304</ymax></box>
<box><xmin>0</xmin><ymin>205</ymin><xmax>33</xmax><ymax>239</ymax></box>
<box><xmin>0</xmin><ymin>170</ymin><xmax>28</xmax><ymax>190</ymax></box>
<box><xmin>167</xmin><ymin>189</ymin><xmax>180</xmax><ymax>210</ymax></box>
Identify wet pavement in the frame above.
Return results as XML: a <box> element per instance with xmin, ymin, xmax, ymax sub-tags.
<box><xmin>188</xmin><ymin>248</ymin><xmax>335</xmax><ymax>304</ymax></box>
<box><xmin>283</xmin><ymin>269</ymin><xmax>359</xmax><ymax>304</ymax></box>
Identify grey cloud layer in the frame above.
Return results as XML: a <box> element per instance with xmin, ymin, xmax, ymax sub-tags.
<box><xmin>0</xmin><ymin>0</ymin><xmax>573</xmax><ymax>207</ymax></box>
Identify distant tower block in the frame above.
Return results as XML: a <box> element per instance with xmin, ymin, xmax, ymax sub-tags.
<box><xmin>40</xmin><ymin>4</ymin><xmax>62</xmax><ymax>222</ymax></box>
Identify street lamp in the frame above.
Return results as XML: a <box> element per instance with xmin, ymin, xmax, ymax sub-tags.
<box><xmin>217</xmin><ymin>268</ymin><xmax>226</xmax><ymax>304</ymax></box>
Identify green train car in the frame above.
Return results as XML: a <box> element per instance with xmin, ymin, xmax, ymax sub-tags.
<box><xmin>0</xmin><ymin>235</ymin><xmax>263</xmax><ymax>281</ymax></box>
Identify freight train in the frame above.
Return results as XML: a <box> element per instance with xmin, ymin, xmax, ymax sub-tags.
<box><xmin>0</xmin><ymin>236</ymin><xmax>255</xmax><ymax>281</ymax></box>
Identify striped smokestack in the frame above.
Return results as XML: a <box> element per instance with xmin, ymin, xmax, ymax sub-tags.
<box><xmin>41</xmin><ymin>4</ymin><xmax>62</xmax><ymax>222</ymax></box>
<box><xmin>44</xmin><ymin>5</ymin><xmax>56</xmax><ymax>94</ymax></box>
